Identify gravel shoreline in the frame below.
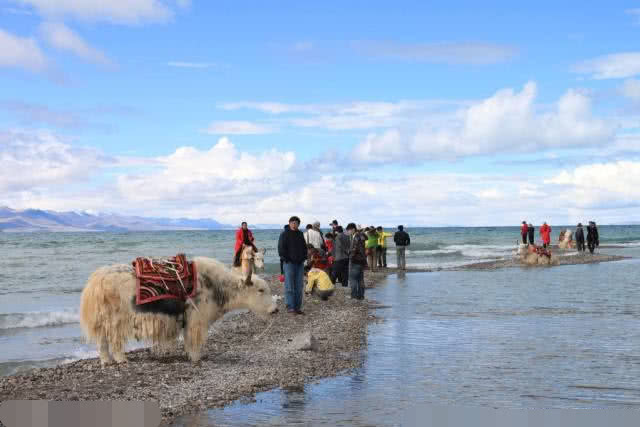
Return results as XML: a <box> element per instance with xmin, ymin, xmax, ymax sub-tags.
<box><xmin>0</xmin><ymin>273</ymin><xmax>387</xmax><ymax>426</ymax></box>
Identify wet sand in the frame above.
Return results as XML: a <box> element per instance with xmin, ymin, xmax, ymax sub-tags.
<box><xmin>0</xmin><ymin>274</ymin><xmax>385</xmax><ymax>426</ymax></box>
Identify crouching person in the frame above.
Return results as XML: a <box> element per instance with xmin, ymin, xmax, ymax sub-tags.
<box><xmin>305</xmin><ymin>267</ymin><xmax>335</xmax><ymax>301</ymax></box>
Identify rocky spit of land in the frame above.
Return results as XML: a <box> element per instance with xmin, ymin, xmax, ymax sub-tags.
<box><xmin>0</xmin><ymin>274</ymin><xmax>386</xmax><ymax>426</ymax></box>
<box><xmin>447</xmin><ymin>252</ymin><xmax>629</xmax><ymax>271</ymax></box>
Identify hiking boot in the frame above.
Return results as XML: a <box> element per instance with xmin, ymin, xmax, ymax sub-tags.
<box><xmin>295</xmin><ymin>309</ymin><xmax>305</xmax><ymax>315</ymax></box>
<box><xmin>287</xmin><ymin>308</ymin><xmax>296</xmax><ymax>314</ymax></box>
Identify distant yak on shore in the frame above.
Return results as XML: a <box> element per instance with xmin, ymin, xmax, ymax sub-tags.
<box><xmin>79</xmin><ymin>257</ymin><xmax>278</xmax><ymax>366</ymax></box>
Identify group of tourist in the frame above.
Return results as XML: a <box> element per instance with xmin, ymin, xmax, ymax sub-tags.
<box><xmin>276</xmin><ymin>218</ymin><xmax>411</xmax><ymax>314</ymax></box>
<box><xmin>232</xmin><ymin>218</ymin><xmax>411</xmax><ymax>315</ymax></box>
<box><xmin>520</xmin><ymin>220</ymin><xmax>600</xmax><ymax>254</ymax></box>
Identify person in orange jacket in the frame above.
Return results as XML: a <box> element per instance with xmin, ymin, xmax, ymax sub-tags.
<box><xmin>233</xmin><ymin>221</ymin><xmax>257</xmax><ymax>267</ymax></box>
<box><xmin>539</xmin><ymin>222</ymin><xmax>552</xmax><ymax>248</ymax></box>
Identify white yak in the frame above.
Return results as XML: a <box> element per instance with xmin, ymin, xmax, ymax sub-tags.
<box><xmin>79</xmin><ymin>256</ymin><xmax>278</xmax><ymax>366</ymax></box>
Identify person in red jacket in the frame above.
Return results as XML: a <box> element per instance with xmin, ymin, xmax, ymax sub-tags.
<box><xmin>539</xmin><ymin>222</ymin><xmax>552</xmax><ymax>248</ymax></box>
<box><xmin>233</xmin><ymin>221</ymin><xmax>257</xmax><ymax>267</ymax></box>
<box><xmin>520</xmin><ymin>221</ymin><xmax>529</xmax><ymax>244</ymax></box>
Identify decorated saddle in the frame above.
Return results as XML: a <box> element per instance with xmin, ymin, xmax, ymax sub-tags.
<box><xmin>534</xmin><ymin>246</ymin><xmax>552</xmax><ymax>258</ymax></box>
<box><xmin>133</xmin><ymin>253</ymin><xmax>198</xmax><ymax>305</ymax></box>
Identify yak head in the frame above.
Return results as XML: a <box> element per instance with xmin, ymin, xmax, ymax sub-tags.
<box><xmin>234</xmin><ymin>273</ymin><xmax>278</xmax><ymax>317</ymax></box>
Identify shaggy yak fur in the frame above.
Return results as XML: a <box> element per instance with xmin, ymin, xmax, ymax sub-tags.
<box><xmin>79</xmin><ymin>256</ymin><xmax>277</xmax><ymax>366</ymax></box>
<box><xmin>519</xmin><ymin>245</ymin><xmax>556</xmax><ymax>266</ymax></box>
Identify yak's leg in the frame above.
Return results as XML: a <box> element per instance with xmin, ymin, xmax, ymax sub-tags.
<box><xmin>98</xmin><ymin>335</ymin><xmax>113</xmax><ymax>366</ymax></box>
<box><xmin>110</xmin><ymin>337</ymin><xmax>128</xmax><ymax>364</ymax></box>
<box><xmin>184</xmin><ymin>305</ymin><xmax>211</xmax><ymax>362</ymax></box>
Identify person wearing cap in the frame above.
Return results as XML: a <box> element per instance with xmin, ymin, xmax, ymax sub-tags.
<box><xmin>304</xmin><ymin>221</ymin><xmax>326</xmax><ymax>254</ymax></box>
<box><xmin>520</xmin><ymin>221</ymin><xmax>529</xmax><ymax>244</ymax></box>
<box><xmin>376</xmin><ymin>226</ymin><xmax>393</xmax><ymax>268</ymax></box>
<box><xmin>539</xmin><ymin>222</ymin><xmax>552</xmax><ymax>249</ymax></box>
<box><xmin>329</xmin><ymin>219</ymin><xmax>339</xmax><ymax>233</ymax></box>
<box><xmin>527</xmin><ymin>223</ymin><xmax>535</xmax><ymax>245</ymax></box>
<box><xmin>278</xmin><ymin>216</ymin><xmax>308</xmax><ymax>314</ymax></box>
<box><xmin>393</xmin><ymin>225</ymin><xmax>410</xmax><ymax>270</ymax></box>
<box><xmin>575</xmin><ymin>222</ymin><xmax>585</xmax><ymax>253</ymax></box>
<box><xmin>346</xmin><ymin>222</ymin><xmax>367</xmax><ymax>300</ymax></box>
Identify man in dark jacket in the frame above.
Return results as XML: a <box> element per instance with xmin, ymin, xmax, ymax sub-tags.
<box><xmin>575</xmin><ymin>223</ymin><xmax>585</xmax><ymax>252</ymax></box>
<box><xmin>527</xmin><ymin>223</ymin><xmax>535</xmax><ymax>245</ymax></box>
<box><xmin>346</xmin><ymin>222</ymin><xmax>367</xmax><ymax>300</ymax></box>
<box><xmin>278</xmin><ymin>216</ymin><xmax>308</xmax><ymax>314</ymax></box>
<box><xmin>393</xmin><ymin>225</ymin><xmax>410</xmax><ymax>270</ymax></box>
<box><xmin>586</xmin><ymin>221</ymin><xmax>599</xmax><ymax>254</ymax></box>
<box><xmin>330</xmin><ymin>226</ymin><xmax>350</xmax><ymax>287</ymax></box>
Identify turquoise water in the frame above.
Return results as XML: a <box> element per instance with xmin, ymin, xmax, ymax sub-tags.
<box><xmin>175</xmin><ymin>257</ymin><xmax>640</xmax><ymax>426</ymax></box>
<box><xmin>1</xmin><ymin>226</ymin><xmax>639</xmax><ymax>376</ymax></box>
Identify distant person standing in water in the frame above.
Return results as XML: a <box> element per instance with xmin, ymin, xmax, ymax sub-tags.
<box><xmin>587</xmin><ymin>221</ymin><xmax>599</xmax><ymax>254</ymax></box>
<box><xmin>233</xmin><ymin>221</ymin><xmax>257</xmax><ymax>267</ymax></box>
<box><xmin>575</xmin><ymin>223</ymin><xmax>585</xmax><ymax>253</ymax></box>
<box><xmin>528</xmin><ymin>223</ymin><xmax>535</xmax><ymax>245</ymax></box>
<box><xmin>520</xmin><ymin>221</ymin><xmax>529</xmax><ymax>244</ymax></box>
<box><xmin>394</xmin><ymin>225</ymin><xmax>410</xmax><ymax>270</ymax></box>
<box><xmin>540</xmin><ymin>222</ymin><xmax>552</xmax><ymax>249</ymax></box>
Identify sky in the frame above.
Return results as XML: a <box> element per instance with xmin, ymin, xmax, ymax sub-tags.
<box><xmin>1</xmin><ymin>1</ymin><xmax>640</xmax><ymax>227</ymax></box>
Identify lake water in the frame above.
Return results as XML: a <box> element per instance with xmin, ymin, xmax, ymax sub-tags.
<box><xmin>174</xmin><ymin>255</ymin><xmax>640</xmax><ymax>426</ymax></box>
<box><xmin>1</xmin><ymin>226</ymin><xmax>639</xmax><ymax>378</ymax></box>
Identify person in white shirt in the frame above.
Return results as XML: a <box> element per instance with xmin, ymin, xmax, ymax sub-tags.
<box><xmin>304</xmin><ymin>220</ymin><xmax>325</xmax><ymax>253</ymax></box>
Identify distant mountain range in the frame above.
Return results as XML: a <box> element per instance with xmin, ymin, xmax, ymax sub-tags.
<box><xmin>0</xmin><ymin>206</ymin><xmax>239</xmax><ymax>232</ymax></box>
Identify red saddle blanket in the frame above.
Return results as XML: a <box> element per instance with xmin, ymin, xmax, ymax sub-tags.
<box><xmin>133</xmin><ymin>254</ymin><xmax>198</xmax><ymax>305</ymax></box>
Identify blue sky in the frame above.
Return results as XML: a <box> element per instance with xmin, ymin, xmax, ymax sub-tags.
<box><xmin>1</xmin><ymin>1</ymin><xmax>640</xmax><ymax>226</ymax></box>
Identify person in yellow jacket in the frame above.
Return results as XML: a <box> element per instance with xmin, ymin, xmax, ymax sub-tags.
<box><xmin>305</xmin><ymin>268</ymin><xmax>335</xmax><ymax>300</ymax></box>
<box><xmin>376</xmin><ymin>226</ymin><xmax>393</xmax><ymax>268</ymax></box>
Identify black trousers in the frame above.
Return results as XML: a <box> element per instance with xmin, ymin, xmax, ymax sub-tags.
<box><xmin>522</xmin><ymin>234</ymin><xmax>528</xmax><ymax>244</ymax></box>
<box><xmin>588</xmin><ymin>242</ymin><xmax>596</xmax><ymax>253</ymax></box>
<box><xmin>528</xmin><ymin>233</ymin><xmax>534</xmax><ymax>245</ymax></box>
<box><xmin>331</xmin><ymin>259</ymin><xmax>349</xmax><ymax>287</ymax></box>
<box><xmin>576</xmin><ymin>240</ymin><xmax>585</xmax><ymax>252</ymax></box>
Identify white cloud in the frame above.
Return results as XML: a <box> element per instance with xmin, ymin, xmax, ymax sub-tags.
<box><xmin>352</xmin><ymin>82</ymin><xmax>613</xmax><ymax>163</ymax></box>
<box><xmin>116</xmin><ymin>137</ymin><xmax>295</xmax><ymax>204</ymax></box>
<box><xmin>572</xmin><ymin>52</ymin><xmax>640</xmax><ymax>79</ymax></box>
<box><xmin>220</xmin><ymin>100</ymin><xmax>465</xmax><ymax>132</ymax></box>
<box><xmin>40</xmin><ymin>22</ymin><xmax>112</xmax><ymax>66</ymax></box>
<box><xmin>546</xmin><ymin>161</ymin><xmax>640</xmax><ymax>208</ymax></box>
<box><xmin>12</xmin><ymin>0</ymin><xmax>177</xmax><ymax>24</ymax></box>
<box><xmin>167</xmin><ymin>61</ymin><xmax>217</xmax><ymax>69</ymax></box>
<box><xmin>350</xmin><ymin>40</ymin><xmax>518</xmax><ymax>65</ymax></box>
<box><xmin>620</xmin><ymin>79</ymin><xmax>640</xmax><ymax>101</ymax></box>
<box><xmin>204</xmin><ymin>121</ymin><xmax>274</xmax><ymax>135</ymax></box>
<box><xmin>0</xmin><ymin>129</ymin><xmax>111</xmax><ymax>192</ymax></box>
<box><xmin>220</xmin><ymin>102</ymin><xmax>319</xmax><ymax>114</ymax></box>
<box><xmin>3</xmin><ymin>133</ymin><xmax>640</xmax><ymax>225</ymax></box>
<box><xmin>0</xmin><ymin>27</ymin><xmax>47</xmax><ymax>71</ymax></box>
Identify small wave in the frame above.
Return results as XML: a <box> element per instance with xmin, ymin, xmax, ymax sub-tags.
<box><xmin>607</xmin><ymin>241</ymin><xmax>640</xmax><ymax>248</ymax></box>
<box><xmin>0</xmin><ymin>310</ymin><xmax>79</xmax><ymax>330</ymax></box>
<box><xmin>442</xmin><ymin>244</ymin><xmax>514</xmax><ymax>259</ymax></box>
